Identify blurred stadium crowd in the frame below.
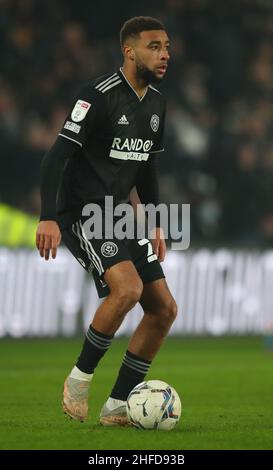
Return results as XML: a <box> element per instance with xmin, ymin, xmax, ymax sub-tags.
<box><xmin>0</xmin><ymin>0</ymin><xmax>273</xmax><ymax>245</ymax></box>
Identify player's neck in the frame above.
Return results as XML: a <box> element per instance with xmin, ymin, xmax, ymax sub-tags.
<box><xmin>121</xmin><ymin>65</ymin><xmax>148</xmax><ymax>99</ymax></box>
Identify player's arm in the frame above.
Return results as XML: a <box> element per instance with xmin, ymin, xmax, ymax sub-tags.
<box><xmin>36</xmin><ymin>137</ymin><xmax>79</xmax><ymax>260</ymax></box>
<box><xmin>135</xmin><ymin>156</ymin><xmax>166</xmax><ymax>262</ymax></box>
<box><xmin>37</xmin><ymin>84</ymin><xmax>104</xmax><ymax>260</ymax></box>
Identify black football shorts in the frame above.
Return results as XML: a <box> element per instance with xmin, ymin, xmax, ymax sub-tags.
<box><xmin>61</xmin><ymin>218</ymin><xmax>165</xmax><ymax>298</ymax></box>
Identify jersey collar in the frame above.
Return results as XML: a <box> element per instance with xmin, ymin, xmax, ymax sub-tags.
<box><xmin>119</xmin><ymin>68</ymin><xmax>148</xmax><ymax>102</ymax></box>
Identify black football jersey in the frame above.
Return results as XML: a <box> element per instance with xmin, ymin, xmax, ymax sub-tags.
<box><xmin>56</xmin><ymin>68</ymin><xmax>166</xmax><ymax>226</ymax></box>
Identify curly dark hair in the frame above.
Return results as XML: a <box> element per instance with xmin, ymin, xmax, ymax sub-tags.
<box><xmin>120</xmin><ymin>16</ymin><xmax>166</xmax><ymax>46</ymax></box>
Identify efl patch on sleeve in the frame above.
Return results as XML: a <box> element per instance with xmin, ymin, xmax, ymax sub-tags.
<box><xmin>71</xmin><ymin>100</ymin><xmax>92</xmax><ymax>122</ymax></box>
<box><xmin>64</xmin><ymin>121</ymin><xmax>81</xmax><ymax>133</ymax></box>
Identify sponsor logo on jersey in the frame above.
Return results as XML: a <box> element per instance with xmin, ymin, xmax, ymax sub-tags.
<box><xmin>150</xmin><ymin>114</ymin><xmax>160</xmax><ymax>132</ymax></box>
<box><xmin>101</xmin><ymin>242</ymin><xmax>118</xmax><ymax>257</ymax></box>
<box><xmin>109</xmin><ymin>150</ymin><xmax>149</xmax><ymax>161</ymax></box>
<box><xmin>118</xmin><ymin>115</ymin><xmax>129</xmax><ymax>125</ymax></box>
<box><xmin>112</xmin><ymin>138</ymin><xmax>153</xmax><ymax>152</ymax></box>
<box><xmin>110</xmin><ymin>138</ymin><xmax>154</xmax><ymax>161</ymax></box>
<box><xmin>71</xmin><ymin>100</ymin><xmax>91</xmax><ymax>122</ymax></box>
<box><xmin>64</xmin><ymin>121</ymin><xmax>81</xmax><ymax>134</ymax></box>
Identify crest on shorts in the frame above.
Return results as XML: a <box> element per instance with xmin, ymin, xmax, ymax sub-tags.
<box><xmin>101</xmin><ymin>242</ymin><xmax>118</xmax><ymax>257</ymax></box>
<box><xmin>150</xmin><ymin>114</ymin><xmax>160</xmax><ymax>132</ymax></box>
<box><xmin>71</xmin><ymin>100</ymin><xmax>91</xmax><ymax>122</ymax></box>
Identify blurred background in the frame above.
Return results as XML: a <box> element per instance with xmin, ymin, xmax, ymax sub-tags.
<box><xmin>0</xmin><ymin>0</ymin><xmax>273</xmax><ymax>337</ymax></box>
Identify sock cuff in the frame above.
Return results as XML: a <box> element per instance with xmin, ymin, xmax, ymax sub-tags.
<box><xmin>86</xmin><ymin>326</ymin><xmax>114</xmax><ymax>350</ymax></box>
<box><xmin>125</xmin><ymin>350</ymin><xmax>151</xmax><ymax>365</ymax></box>
<box><xmin>89</xmin><ymin>325</ymin><xmax>114</xmax><ymax>340</ymax></box>
<box><xmin>122</xmin><ymin>350</ymin><xmax>151</xmax><ymax>374</ymax></box>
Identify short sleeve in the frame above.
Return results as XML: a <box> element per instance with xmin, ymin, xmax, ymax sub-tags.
<box><xmin>58</xmin><ymin>85</ymin><xmax>105</xmax><ymax>148</ymax></box>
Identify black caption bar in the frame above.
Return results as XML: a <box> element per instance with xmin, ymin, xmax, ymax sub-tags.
<box><xmin>0</xmin><ymin>450</ymin><xmax>270</xmax><ymax>467</ymax></box>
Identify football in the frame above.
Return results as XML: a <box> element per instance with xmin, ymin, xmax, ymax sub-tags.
<box><xmin>126</xmin><ymin>380</ymin><xmax>182</xmax><ymax>430</ymax></box>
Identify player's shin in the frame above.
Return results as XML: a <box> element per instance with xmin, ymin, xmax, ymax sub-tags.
<box><xmin>75</xmin><ymin>325</ymin><xmax>114</xmax><ymax>374</ymax></box>
<box><xmin>110</xmin><ymin>350</ymin><xmax>151</xmax><ymax>401</ymax></box>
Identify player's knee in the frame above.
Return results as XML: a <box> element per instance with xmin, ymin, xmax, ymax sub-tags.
<box><xmin>158</xmin><ymin>298</ymin><xmax>178</xmax><ymax>331</ymax></box>
<box><xmin>114</xmin><ymin>281</ymin><xmax>143</xmax><ymax>311</ymax></box>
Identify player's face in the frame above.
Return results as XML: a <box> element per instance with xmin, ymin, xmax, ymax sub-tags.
<box><xmin>134</xmin><ymin>30</ymin><xmax>170</xmax><ymax>84</ymax></box>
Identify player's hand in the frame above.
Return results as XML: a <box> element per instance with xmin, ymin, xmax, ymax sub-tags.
<box><xmin>150</xmin><ymin>227</ymin><xmax>166</xmax><ymax>262</ymax></box>
<box><xmin>36</xmin><ymin>221</ymin><xmax>61</xmax><ymax>260</ymax></box>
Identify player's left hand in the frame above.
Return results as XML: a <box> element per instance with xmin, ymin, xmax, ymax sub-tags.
<box><xmin>150</xmin><ymin>227</ymin><xmax>166</xmax><ymax>262</ymax></box>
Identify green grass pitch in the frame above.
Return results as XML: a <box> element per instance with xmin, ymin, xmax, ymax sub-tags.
<box><xmin>0</xmin><ymin>336</ymin><xmax>272</xmax><ymax>450</ymax></box>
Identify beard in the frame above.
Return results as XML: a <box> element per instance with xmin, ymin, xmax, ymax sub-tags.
<box><xmin>135</xmin><ymin>60</ymin><xmax>163</xmax><ymax>85</ymax></box>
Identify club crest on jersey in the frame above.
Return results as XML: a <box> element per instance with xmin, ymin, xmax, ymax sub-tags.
<box><xmin>71</xmin><ymin>100</ymin><xmax>91</xmax><ymax>122</ymax></box>
<box><xmin>101</xmin><ymin>242</ymin><xmax>118</xmax><ymax>257</ymax></box>
<box><xmin>150</xmin><ymin>114</ymin><xmax>160</xmax><ymax>132</ymax></box>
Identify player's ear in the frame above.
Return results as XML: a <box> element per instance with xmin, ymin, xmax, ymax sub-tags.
<box><xmin>124</xmin><ymin>45</ymin><xmax>135</xmax><ymax>61</ymax></box>
<box><xmin>129</xmin><ymin>48</ymin><xmax>135</xmax><ymax>61</ymax></box>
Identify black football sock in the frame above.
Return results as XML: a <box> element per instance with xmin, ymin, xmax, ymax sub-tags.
<box><xmin>110</xmin><ymin>350</ymin><xmax>151</xmax><ymax>401</ymax></box>
<box><xmin>76</xmin><ymin>325</ymin><xmax>113</xmax><ymax>374</ymax></box>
